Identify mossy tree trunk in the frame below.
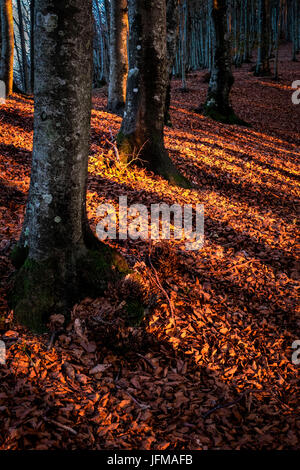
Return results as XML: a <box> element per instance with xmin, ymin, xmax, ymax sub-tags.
<box><xmin>117</xmin><ymin>0</ymin><xmax>190</xmax><ymax>188</ymax></box>
<box><xmin>12</xmin><ymin>0</ymin><xmax>131</xmax><ymax>332</ymax></box>
<box><xmin>107</xmin><ymin>0</ymin><xmax>128</xmax><ymax>115</ymax></box>
<box><xmin>255</xmin><ymin>0</ymin><xmax>271</xmax><ymax>76</ymax></box>
<box><xmin>0</xmin><ymin>0</ymin><xmax>14</xmax><ymax>97</ymax></box>
<box><xmin>200</xmin><ymin>0</ymin><xmax>243</xmax><ymax>124</ymax></box>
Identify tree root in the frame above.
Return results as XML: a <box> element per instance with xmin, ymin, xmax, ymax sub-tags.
<box><xmin>10</xmin><ymin>240</ymin><xmax>144</xmax><ymax>333</ymax></box>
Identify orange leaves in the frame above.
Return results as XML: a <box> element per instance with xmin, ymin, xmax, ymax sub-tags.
<box><xmin>0</xmin><ymin>47</ymin><xmax>299</xmax><ymax>450</ymax></box>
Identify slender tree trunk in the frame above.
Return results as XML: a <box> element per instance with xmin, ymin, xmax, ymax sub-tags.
<box><xmin>17</xmin><ymin>0</ymin><xmax>30</xmax><ymax>93</ymax></box>
<box><xmin>103</xmin><ymin>0</ymin><xmax>110</xmax><ymax>34</ymax></box>
<box><xmin>117</xmin><ymin>0</ymin><xmax>189</xmax><ymax>187</ymax></box>
<box><xmin>255</xmin><ymin>0</ymin><xmax>271</xmax><ymax>75</ymax></box>
<box><xmin>180</xmin><ymin>0</ymin><xmax>188</xmax><ymax>90</ymax></box>
<box><xmin>107</xmin><ymin>0</ymin><xmax>128</xmax><ymax>115</ymax></box>
<box><xmin>165</xmin><ymin>0</ymin><xmax>180</xmax><ymax>126</ymax></box>
<box><xmin>243</xmin><ymin>0</ymin><xmax>250</xmax><ymax>62</ymax></box>
<box><xmin>0</xmin><ymin>0</ymin><xmax>14</xmax><ymax>97</ymax></box>
<box><xmin>12</xmin><ymin>0</ymin><xmax>131</xmax><ymax>332</ymax></box>
<box><xmin>199</xmin><ymin>0</ymin><xmax>243</xmax><ymax>124</ymax></box>
<box><xmin>274</xmin><ymin>0</ymin><xmax>282</xmax><ymax>79</ymax></box>
<box><xmin>291</xmin><ymin>0</ymin><xmax>298</xmax><ymax>61</ymax></box>
<box><xmin>103</xmin><ymin>0</ymin><xmax>111</xmax><ymax>79</ymax></box>
<box><xmin>30</xmin><ymin>0</ymin><xmax>34</xmax><ymax>92</ymax></box>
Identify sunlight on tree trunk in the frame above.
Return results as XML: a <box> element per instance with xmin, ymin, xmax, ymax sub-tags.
<box><xmin>0</xmin><ymin>0</ymin><xmax>14</xmax><ymax>97</ymax></box>
<box><xmin>107</xmin><ymin>0</ymin><xmax>128</xmax><ymax>115</ymax></box>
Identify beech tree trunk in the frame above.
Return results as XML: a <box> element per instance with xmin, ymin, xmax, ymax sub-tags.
<box><xmin>255</xmin><ymin>0</ymin><xmax>271</xmax><ymax>75</ymax></box>
<box><xmin>12</xmin><ymin>0</ymin><xmax>131</xmax><ymax>332</ymax></box>
<box><xmin>200</xmin><ymin>0</ymin><xmax>240</xmax><ymax>124</ymax></box>
<box><xmin>165</xmin><ymin>0</ymin><xmax>180</xmax><ymax>126</ymax></box>
<box><xmin>107</xmin><ymin>0</ymin><xmax>128</xmax><ymax>115</ymax></box>
<box><xmin>274</xmin><ymin>0</ymin><xmax>282</xmax><ymax>80</ymax></box>
<box><xmin>17</xmin><ymin>0</ymin><xmax>30</xmax><ymax>93</ymax></box>
<box><xmin>0</xmin><ymin>0</ymin><xmax>14</xmax><ymax>97</ymax></box>
<box><xmin>30</xmin><ymin>0</ymin><xmax>35</xmax><ymax>92</ymax></box>
<box><xmin>117</xmin><ymin>0</ymin><xmax>189</xmax><ymax>188</ymax></box>
<box><xmin>291</xmin><ymin>0</ymin><xmax>298</xmax><ymax>62</ymax></box>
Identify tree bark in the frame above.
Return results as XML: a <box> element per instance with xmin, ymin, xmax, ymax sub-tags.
<box><xmin>30</xmin><ymin>0</ymin><xmax>35</xmax><ymax>92</ymax></box>
<box><xmin>164</xmin><ymin>0</ymin><xmax>180</xmax><ymax>126</ymax></box>
<box><xmin>17</xmin><ymin>0</ymin><xmax>30</xmax><ymax>93</ymax></box>
<box><xmin>12</xmin><ymin>0</ymin><xmax>132</xmax><ymax>332</ymax></box>
<box><xmin>107</xmin><ymin>0</ymin><xmax>128</xmax><ymax>115</ymax></box>
<box><xmin>0</xmin><ymin>0</ymin><xmax>14</xmax><ymax>97</ymax></box>
<box><xmin>274</xmin><ymin>0</ymin><xmax>282</xmax><ymax>80</ymax></box>
<box><xmin>117</xmin><ymin>0</ymin><xmax>189</xmax><ymax>188</ymax></box>
<box><xmin>255</xmin><ymin>0</ymin><xmax>271</xmax><ymax>75</ymax></box>
<box><xmin>200</xmin><ymin>0</ymin><xmax>243</xmax><ymax>124</ymax></box>
<box><xmin>291</xmin><ymin>0</ymin><xmax>298</xmax><ymax>61</ymax></box>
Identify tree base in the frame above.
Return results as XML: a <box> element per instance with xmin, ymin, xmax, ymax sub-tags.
<box><xmin>254</xmin><ymin>68</ymin><xmax>272</xmax><ymax>77</ymax></box>
<box><xmin>198</xmin><ymin>104</ymin><xmax>250</xmax><ymax>127</ymax></box>
<box><xmin>107</xmin><ymin>101</ymin><xmax>125</xmax><ymax>117</ymax></box>
<box><xmin>164</xmin><ymin>111</ymin><xmax>173</xmax><ymax>128</ymax></box>
<box><xmin>117</xmin><ymin>132</ymin><xmax>191</xmax><ymax>189</ymax></box>
<box><xmin>10</xmin><ymin>242</ymin><xmax>143</xmax><ymax>333</ymax></box>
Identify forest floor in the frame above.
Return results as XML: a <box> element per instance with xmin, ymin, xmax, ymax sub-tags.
<box><xmin>0</xmin><ymin>44</ymin><xmax>299</xmax><ymax>450</ymax></box>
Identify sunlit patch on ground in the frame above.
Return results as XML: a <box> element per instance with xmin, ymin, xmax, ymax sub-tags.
<box><xmin>0</xmin><ymin>45</ymin><xmax>299</xmax><ymax>450</ymax></box>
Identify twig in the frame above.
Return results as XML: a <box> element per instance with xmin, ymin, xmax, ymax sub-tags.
<box><xmin>108</xmin><ymin>127</ymin><xmax>120</xmax><ymax>163</ymax></box>
<box><xmin>202</xmin><ymin>393</ymin><xmax>246</xmax><ymax>419</ymax></box>
<box><xmin>136</xmin><ymin>352</ymin><xmax>156</xmax><ymax>370</ymax></box>
<box><xmin>47</xmin><ymin>331</ymin><xmax>56</xmax><ymax>351</ymax></box>
<box><xmin>44</xmin><ymin>417</ymin><xmax>78</xmax><ymax>435</ymax></box>
<box><xmin>221</xmin><ymin>259</ymin><xmax>259</xmax><ymax>274</ymax></box>
<box><xmin>23</xmin><ymin>349</ymin><xmax>39</xmax><ymax>379</ymax></box>
<box><xmin>147</xmin><ymin>242</ymin><xmax>176</xmax><ymax>324</ymax></box>
<box><xmin>115</xmin><ymin>384</ymin><xmax>150</xmax><ymax>410</ymax></box>
<box><xmin>105</xmin><ymin>129</ymin><xmax>148</xmax><ymax>173</ymax></box>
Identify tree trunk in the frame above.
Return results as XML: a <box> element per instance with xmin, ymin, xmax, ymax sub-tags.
<box><xmin>117</xmin><ymin>0</ymin><xmax>189</xmax><ymax>188</ymax></box>
<box><xmin>200</xmin><ymin>0</ymin><xmax>243</xmax><ymax>124</ymax></box>
<box><xmin>180</xmin><ymin>0</ymin><xmax>188</xmax><ymax>90</ymax></box>
<box><xmin>243</xmin><ymin>0</ymin><xmax>250</xmax><ymax>63</ymax></box>
<box><xmin>164</xmin><ymin>0</ymin><xmax>180</xmax><ymax>127</ymax></box>
<box><xmin>291</xmin><ymin>0</ymin><xmax>298</xmax><ymax>61</ymax></box>
<box><xmin>17</xmin><ymin>0</ymin><xmax>30</xmax><ymax>94</ymax></box>
<box><xmin>107</xmin><ymin>0</ymin><xmax>128</xmax><ymax>115</ymax></box>
<box><xmin>30</xmin><ymin>0</ymin><xmax>35</xmax><ymax>93</ymax></box>
<box><xmin>11</xmin><ymin>0</ymin><xmax>132</xmax><ymax>332</ymax></box>
<box><xmin>274</xmin><ymin>0</ymin><xmax>282</xmax><ymax>79</ymax></box>
<box><xmin>0</xmin><ymin>0</ymin><xmax>14</xmax><ymax>97</ymax></box>
<box><xmin>255</xmin><ymin>0</ymin><xmax>271</xmax><ymax>75</ymax></box>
